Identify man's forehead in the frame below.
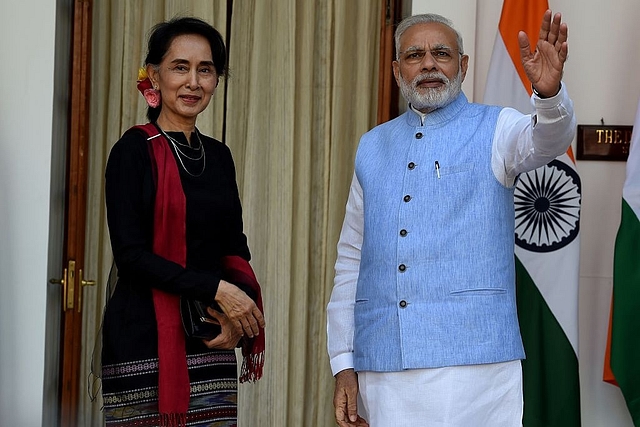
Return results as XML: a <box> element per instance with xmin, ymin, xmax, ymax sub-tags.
<box><xmin>400</xmin><ymin>22</ymin><xmax>457</xmax><ymax>48</ymax></box>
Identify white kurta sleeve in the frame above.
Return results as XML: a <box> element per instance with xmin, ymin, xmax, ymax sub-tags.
<box><xmin>491</xmin><ymin>83</ymin><xmax>576</xmax><ymax>187</ymax></box>
<box><xmin>327</xmin><ymin>172</ymin><xmax>364</xmax><ymax>376</ymax></box>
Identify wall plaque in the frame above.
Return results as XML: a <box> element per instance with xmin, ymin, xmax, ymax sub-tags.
<box><xmin>577</xmin><ymin>125</ymin><xmax>632</xmax><ymax>161</ymax></box>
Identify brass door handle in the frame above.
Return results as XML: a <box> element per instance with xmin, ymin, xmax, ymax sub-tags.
<box><xmin>49</xmin><ymin>267</ymin><xmax>69</xmax><ymax>310</ymax></box>
<box><xmin>81</xmin><ymin>277</ymin><xmax>96</xmax><ymax>287</ymax></box>
<box><xmin>49</xmin><ymin>261</ymin><xmax>96</xmax><ymax>312</ymax></box>
<box><xmin>77</xmin><ymin>269</ymin><xmax>96</xmax><ymax>312</ymax></box>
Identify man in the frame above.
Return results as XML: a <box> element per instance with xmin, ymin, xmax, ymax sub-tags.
<box><xmin>327</xmin><ymin>10</ymin><xmax>575</xmax><ymax>427</ymax></box>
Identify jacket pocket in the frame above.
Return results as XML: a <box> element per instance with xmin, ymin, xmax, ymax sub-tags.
<box><xmin>449</xmin><ymin>287</ymin><xmax>507</xmax><ymax>296</ymax></box>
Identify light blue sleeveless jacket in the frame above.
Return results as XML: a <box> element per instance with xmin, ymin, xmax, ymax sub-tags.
<box><xmin>353</xmin><ymin>93</ymin><xmax>525</xmax><ymax>372</ymax></box>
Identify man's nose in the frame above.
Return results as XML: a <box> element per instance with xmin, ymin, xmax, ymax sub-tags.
<box><xmin>420</xmin><ymin>51</ymin><xmax>439</xmax><ymax>70</ymax></box>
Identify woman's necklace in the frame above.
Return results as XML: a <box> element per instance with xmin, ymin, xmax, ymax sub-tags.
<box><xmin>158</xmin><ymin>126</ymin><xmax>206</xmax><ymax>177</ymax></box>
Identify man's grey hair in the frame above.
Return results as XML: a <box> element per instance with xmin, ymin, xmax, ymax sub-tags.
<box><xmin>394</xmin><ymin>14</ymin><xmax>464</xmax><ymax>59</ymax></box>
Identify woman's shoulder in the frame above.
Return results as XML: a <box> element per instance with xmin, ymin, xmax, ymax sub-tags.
<box><xmin>199</xmin><ymin>132</ymin><xmax>233</xmax><ymax>156</ymax></box>
<box><xmin>198</xmin><ymin>131</ymin><xmax>223</xmax><ymax>145</ymax></box>
<box><xmin>107</xmin><ymin>125</ymin><xmax>153</xmax><ymax>170</ymax></box>
<box><xmin>112</xmin><ymin>125</ymin><xmax>153</xmax><ymax>151</ymax></box>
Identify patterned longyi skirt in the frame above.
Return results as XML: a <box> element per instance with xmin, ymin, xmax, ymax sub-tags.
<box><xmin>102</xmin><ymin>351</ymin><xmax>238</xmax><ymax>427</ymax></box>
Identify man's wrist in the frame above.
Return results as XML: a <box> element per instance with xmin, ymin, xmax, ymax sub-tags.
<box><xmin>532</xmin><ymin>83</ymin><xmax>561</xmax><ymax>99</ymax></box>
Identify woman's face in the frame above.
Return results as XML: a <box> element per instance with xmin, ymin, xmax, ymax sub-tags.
<box><xmin>148</xmin><ymin>33</ymin><xmax>218</xmax><ymax>127</ymax></box>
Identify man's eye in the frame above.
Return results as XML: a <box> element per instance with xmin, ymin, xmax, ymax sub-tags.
<box><xmin>433</xmin><ymin>50</ymin><xmax>450</xmax><ymax>57</ymax></box>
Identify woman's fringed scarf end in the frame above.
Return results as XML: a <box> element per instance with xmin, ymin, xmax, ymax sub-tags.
<box><xmin>239</xmin><ymin>351</ymin><xmax>265</xmax><ymax>383</ymax></box>
<box><xmin>159</xmin><ymin>412</ymin><xmax>187</xmax><ymax>427</ymax></box>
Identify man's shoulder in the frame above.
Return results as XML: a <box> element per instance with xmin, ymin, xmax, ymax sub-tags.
<box><xmin>467</xmin><ymin>100</ymin><xmax>504</xmax><ymax>113</ymax></box>
<box><xmin>364</xmin><ymin>112</ymin><xmax>411</xmax><ymax>137</ymax></box>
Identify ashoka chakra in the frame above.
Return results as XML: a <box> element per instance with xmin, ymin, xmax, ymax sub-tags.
<box><xmin>514</xmin><ymin>159</ymin><xmax>581</xmax><ymax>253</ymax></box>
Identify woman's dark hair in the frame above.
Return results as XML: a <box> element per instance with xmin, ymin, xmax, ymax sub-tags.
<box><xmin>144</xmin><ymin>17</ymin><xmax>227</xmax><ymax>122</ymax></box>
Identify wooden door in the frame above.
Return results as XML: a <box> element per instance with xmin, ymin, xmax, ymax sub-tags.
<box><xmin>50</xmin><ymin>1</ymin><xmax>95</xmax><ymax>425</ymax></box>
<box><xmin>377</xmin><ymin>0</ymin><xmax>402</xmax><ymax>124</ymax></box>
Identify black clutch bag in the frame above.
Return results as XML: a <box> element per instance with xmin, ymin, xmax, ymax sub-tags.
<box><xmin>180</xmin><ymin>297</ymin><xmax>221</xmax><ymax>340</ymax></box>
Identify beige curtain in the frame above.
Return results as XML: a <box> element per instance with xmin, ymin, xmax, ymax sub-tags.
<box><xmin>81</xmin><ymin>1</ymin><xmax>380</xmax><ymax>426</ymax></box>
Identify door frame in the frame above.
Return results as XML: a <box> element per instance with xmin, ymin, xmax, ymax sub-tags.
<box><xmin>46</xmin><ymin>0</ymin><xmax>94</xmax><ymax>425</ymax></box>
<box><xmin>42</xmin><ymin>0</ymin><xmax>75</xmax><ymax>425</ymax></box>
<box><xmin>377</xmin><ymin>0</ymin><xmax>403</xmax><ymax>124</ymax></box>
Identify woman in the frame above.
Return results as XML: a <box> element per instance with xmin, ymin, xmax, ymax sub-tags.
<box><xmin>102</xmin><ymin>17</ymin><xmax>265</xmax><ymax>427</ymax></box>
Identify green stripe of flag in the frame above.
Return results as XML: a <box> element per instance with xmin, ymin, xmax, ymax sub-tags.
<box><xmin>516</xmin><ymin>256</ymin><xmax>581</xmax><ymax>427</ymax></box>
<box><xmin>612</xmin><ymin>198</ymin><xmax>640</xmax><ymax>425</ymax></box>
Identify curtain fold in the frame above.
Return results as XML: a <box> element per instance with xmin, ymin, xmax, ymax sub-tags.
<box><xmin>228</xmin><ymin>2</ymin><xmax>379</xmax><ymax>425</ymax></box>
<box><xmin>81</xmin><ymin>1</ymin><xmax>380</xmax><ymax>425</ymax></box>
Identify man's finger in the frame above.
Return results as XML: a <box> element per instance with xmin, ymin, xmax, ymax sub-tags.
<box><xmin>517</xmin><ymin>31</ymin><xmax>532</xmax><ymax>62</ymax></box>
<box><xmin>335</xmin><ymin>394</ymin><xmax>351</xmax><ymax>426</ymax></box>
<box><xmin>557</xmin><ymin>23</ymin><xmax>568</xmax><ymax>47</ymax></box>
<box><xmin>346</xmin><ymin>388</ymin><xmax>358</xmax><ymax>422</ymax></box>
<box><xmin>547</xmin><ymin>12</ymin><xmax>561</xmax><ymax>45</ymax></box>
<box><xmin>538</xmin><ymin>9</ymin><xmax>552</xmax><ymax>41</ymax></box>
<box><xmin>335</xmin><ymin>407</ymin><xmax>347</xmax><ymax>426</ymax></box>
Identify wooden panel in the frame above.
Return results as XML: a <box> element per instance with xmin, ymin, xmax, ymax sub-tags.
<box><xmin>59</xmin><ymin>1</ymin><xmax>93</xmax><ymax>425</ymax></box>
<box><xmin>377</xmin><ymin>0</ymin><xmax>402</xmax><ymax>124</ymax></box>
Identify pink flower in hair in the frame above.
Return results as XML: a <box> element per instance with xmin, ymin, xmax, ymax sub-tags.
<box><xmin>142</xmin><ymin>88</ymin><xmax>161</xmax><ymax>108</ymax></box>
<box><xmin>136</xmin><ymin>68</ymin><xmax>161</xmax><ymax>108</ymax></box>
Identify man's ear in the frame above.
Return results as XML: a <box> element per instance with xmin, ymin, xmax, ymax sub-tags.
<box><xmin>392</xmin><ymin>61</ymin><xmax>401</xmax><ymax>87</ymax></box>
<box><xmin>460</xmin><ymin>55</ymin><xmax>469</xmax><ymax>82</ymax></box>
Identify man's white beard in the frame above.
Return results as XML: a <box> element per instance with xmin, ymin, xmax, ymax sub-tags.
<box><xmin>399</xmin><ymin>68</ymin><xmax>463</xmax><ymax>112</ymax></box>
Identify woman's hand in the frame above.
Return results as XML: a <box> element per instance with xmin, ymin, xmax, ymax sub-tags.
<box><xmin>201</xmin><ymin>308</ymin><xmax>244</xmax><ymax>350</ymax></box>
<box><xmin>215</xmin><ymin>279</ymin><xmax>265</xmax><ymax>338</ymax></box>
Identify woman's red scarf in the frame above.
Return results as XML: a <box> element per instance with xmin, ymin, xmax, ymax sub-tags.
<box><xmin>134</xmin><ymin>123</ymin><xmax>265</xmax><ymax>427</ymax></box>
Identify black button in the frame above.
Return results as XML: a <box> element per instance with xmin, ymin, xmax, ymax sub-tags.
<box><xmin>399</xmin><ymin>300</ymin><xmax>407</xmax><ymax>308</ymax></box>
<box><xmin>408</xmin><ymin>162</ymin><xmax>415</xmax><ymax>170</ymax></box>
<box><xmin>400</xmin><ymin>229</ymin><xmax>407</xmax><ymax>237</ymax></box>
<box><xmin>403</xmin><ymin>195</ymin><xmax>411</xmax><ymax>202</ymax></box>
<box><xmin>398</xmin><ymin>264</ymin><xmax>406</xmax><ymax>272</ymax></box>
<box><xmin>415</xmin><ymin>132</ymin><xmax>423</xmax><ymax>139</ymax></box>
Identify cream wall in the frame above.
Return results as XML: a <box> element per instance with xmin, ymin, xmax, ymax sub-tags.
<box><xmin>412</xmin><ymin>0</ymin><xmax>639</xmax><ymax>426</ymax></box>
<box><xmin>0</xmin><ymin>0</ymin><xmax>59</xmax><ymax>425</ymax></box>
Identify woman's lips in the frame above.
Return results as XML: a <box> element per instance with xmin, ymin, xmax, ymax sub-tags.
<box><xmin>180</xmin><ymin>95</ymin><xmax>201</xmax><ymax>104</ymax></box>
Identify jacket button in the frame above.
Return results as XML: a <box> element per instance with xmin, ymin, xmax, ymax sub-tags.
<box><xmin>399</xmin><ymin>229</ymin><xmax>407</xmax><ymax>237</ymax></box>
<box><xmin>399</xmin><ymin>300</ymin><xmax>407</xmax><ymax>308</ymax></box>
<box><xmin>415</xmin><ymin>132</ymin><xmax>423</xmax><ymax>139</ymax></box>
<box><xmin>408</xmin><ymin>162</ymin><xmax>415</xmax><ymax>170</ymax></box>
<box><xmin>398</xmin><ymin>264</ymin><xmax>406</xmax><ymax>272</ymax></box>
<box><xmin>403</xmin><ymin>195</ymin><xmax>411</xmax><ymax>202</ymax></box>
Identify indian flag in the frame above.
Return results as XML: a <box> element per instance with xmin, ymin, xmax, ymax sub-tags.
<box><xmin>603</xmin><ymin>97</ymin><xmax>640</xmax><ymax>426</ymax></box>
<box><xmin>483</xmin><ymin>1</ymin><xmax>582</xmax><ymax>426</ymax></box>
